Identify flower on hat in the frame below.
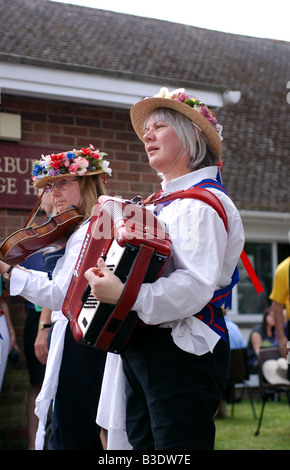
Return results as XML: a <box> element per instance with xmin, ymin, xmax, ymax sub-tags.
<box><xmin>32</xmin><ymin>145</ymin><xmax>112</xmax><ymax>184</ymax></box>
<box><xmin>69</xmin><ymin>157</ymin><xmax>89</xmax><ymax>175</ymax></box>
<box><xmin>154</xmin><ymin>87</ymin><xmax>223</xmax><ymax>141</ymax></box>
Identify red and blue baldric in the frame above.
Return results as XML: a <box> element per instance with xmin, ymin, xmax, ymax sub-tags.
<box><xmin>195</xmin><ymin>178</ymin><xmax>239</xmax><ymax>310</ymax></box>
<box><xmin>148</xmin><ymin>172</ymin><xmax>264</xmax><ymax>341</ymax></box>
<box><xmin>151</xmin><ymin>176</ymin><xmax>237</xmax><ymax>341</ymax></box>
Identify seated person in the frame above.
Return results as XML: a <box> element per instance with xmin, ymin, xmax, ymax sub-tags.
<box><xmin>247</xmin><ymin>306</ymin><xmax>277</xmax><ymax>370</ymax></box>
<box><xmin>225</xmin><ymin>315</ymin><xmax>246</xmax><ymax>350</ymax></box>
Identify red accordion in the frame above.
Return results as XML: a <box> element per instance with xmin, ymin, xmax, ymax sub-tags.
<box><xmin>62</xmin><ymin>196</ymin><xmax>172</xmax><ymax>353</ymax></box>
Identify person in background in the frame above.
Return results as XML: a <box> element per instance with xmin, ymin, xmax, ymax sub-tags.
<box><xmin>0</xmin><ymin>146</ymin><xmax>112</xmax><ymax>450</ymax></box>
<box><xmin>247</xmin><ymin>306</ymin><xmax>277</xmax><ymax>370</ymax></box>
<box><xmin>269</xmin><ymin>254</ymin><xmax>290</xmax><ymax>378</ymax></box>
<box><xmin>22</xmin><ymin>191</ymin><xmax>65</xmax><ymax>449</ymax></box>
<box><xmin>86</xmin><ymin>87</ymin><xmax>245</xmax><ymax>450</ymax></box>
<box><xmin>22</xmin><ymin>251</ymin><xmax>46</xmax><ymax>449</ymax></box>
<box><xmin>225</xmin><ymin>315</ymin><xmax>246</xmax><ymax>350</ymax></box>
<box><xmin>33</xmin><ymin>190</ymin><xmax>62</xmax><ymax>367</ymax></box>
<box><xmin>0</xmin><ymin>277</ymin><xmax>19</xmax><ymax>392</ymax></box>
<box><xmin>270</xmin><ymin>256</ymin><xmax>290</xmax><ymax>354</ymax></box>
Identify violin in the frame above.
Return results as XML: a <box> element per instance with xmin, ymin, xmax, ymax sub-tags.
<box><xmin>0</xmin><ymin>189</ymin><xmax>84</xmax><ymax>266</ymax></box>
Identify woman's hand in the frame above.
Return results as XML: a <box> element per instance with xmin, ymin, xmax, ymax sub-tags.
<box><xmin>0</xmin><ymin>260</ymin><xmax>11</xmax><ymax>277</ymax></box>
<box><xmin>34</xmin><ymin>307</ymin><xmax>52</xmax><ymax>364</ymax></box>
<box><xmin>34</xmin><ymin>329</ymin><xmax>49</xmax><ymax>364</ymax></box>
<box><xmin>85</xmin><ymin>258</ymin><xmax>124</xmax><ymax>305</ymax></box>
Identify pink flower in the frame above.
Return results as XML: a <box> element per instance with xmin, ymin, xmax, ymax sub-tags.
<box><xmin>69</xmin><ymin>157</ymin><xmax>89</xmax><ymax>175</ymax></box>
<box><xmin>172</xmin><ymin>92</ymin><xmax>189</xmax><ymax>103</ymax></box>
<box><xmin>200</xmin><ymin>106</ymin><xmax>214</xmax><ymax>123</ymax></box>
<box><xmin>178</xmin><ymin>92</ymin><xmax>189</xmax><ymax>102</ymax></box>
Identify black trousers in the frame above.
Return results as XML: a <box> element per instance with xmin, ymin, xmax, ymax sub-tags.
<box><xmin>122</xmin><ymin>324</ymin><xmax>230</xmax><ymax>450</ymax></box>
<box><xmin>23</xmin><ymin>307</ymin><xmax>46</xmax><ymax>385</ymax></box>
<box><xmin>48</xmin><ymin>324</ymin><xmax>107</xmax><ymax>450</ymax></box>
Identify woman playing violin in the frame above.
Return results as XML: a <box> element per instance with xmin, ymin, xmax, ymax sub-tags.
<box><xmin>0</xmin><ymin>146</ymin><xmax>112</xmax><ymax>450</ymax></box>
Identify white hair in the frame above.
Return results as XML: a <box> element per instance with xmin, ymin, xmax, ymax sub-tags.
<box><xmin>145</xmin><ymin>108</ymin><xmax>220</xmax><ymax>170</ymax></box>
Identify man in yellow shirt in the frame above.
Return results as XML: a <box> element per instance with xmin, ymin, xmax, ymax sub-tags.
<box><xmin>270</xmin><ymin>257</ymin><xmax>290</xmax><ymax>366</ymax></box>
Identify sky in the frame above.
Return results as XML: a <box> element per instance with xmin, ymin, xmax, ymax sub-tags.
<box><xmin>51</xmin><ymin>0</ymin><xmax>290</xmax><ymax>42</ymax></box>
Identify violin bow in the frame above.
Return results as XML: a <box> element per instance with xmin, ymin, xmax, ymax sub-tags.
<box><xmin>23</xmin><ymin>186</ymin><xmax>48</xmax><ymax>228</ymax></box>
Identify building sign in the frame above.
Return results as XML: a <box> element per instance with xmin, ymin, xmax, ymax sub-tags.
<box><xmin>0</xmin><ymin>143</ymin><xmax>57</xmax><ymax>209</ymax></box>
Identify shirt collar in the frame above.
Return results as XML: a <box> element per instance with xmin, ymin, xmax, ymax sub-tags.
<box><xmin>161</xmin><ymin>166</ymin><xmax>218</xmax><ymax>195</ymax></box>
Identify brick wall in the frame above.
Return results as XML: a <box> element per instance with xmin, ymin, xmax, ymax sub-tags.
<box><xmin>0</xmin><ymin>94</ymin><xmax>161</xmax><ymax>449</ymax></box>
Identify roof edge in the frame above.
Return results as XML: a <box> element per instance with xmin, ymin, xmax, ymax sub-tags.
<box><xmin>0</xmin><ymin>53</ymin><xmax>228</xmax><ymax>94</ymax></box>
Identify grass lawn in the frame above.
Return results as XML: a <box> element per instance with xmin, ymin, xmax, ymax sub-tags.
<box><xmin>214</xmin><ymin>396</ymin><xmax>290</xmax><ymax>450</ymax></box>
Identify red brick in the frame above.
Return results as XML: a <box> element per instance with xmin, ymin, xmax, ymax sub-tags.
<box><xmin>22</xmin><ymin>111</ymin><xmax>47</xmax><ymax>122</ymax></box>
<box><xmin>49</xmin><ymin>135</ymin><xmax>75</xmax><ymax>146</ymax></box>
<box><xmin>116</xmin><ymin>171</ymin><xmax>140</xmax><ymax>181</ymax></box>
<box><xmin>63</xmin><ymin>126</ymin><xmax>89</xmax><ymax>137</ymax></box>
<box><xmin>48</xmin><ymin>114</ymin><xmax>74</xmax><ymax>125</ymax></box>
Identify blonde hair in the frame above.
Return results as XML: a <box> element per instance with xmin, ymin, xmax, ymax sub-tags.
<box><xmin>78</xmin><ymin>174</ymin><xmax>106</xmax><ymax>220</ymax></box>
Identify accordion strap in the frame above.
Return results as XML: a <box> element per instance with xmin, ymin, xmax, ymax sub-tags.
<box><xmin>152</xmin><ymin>187</ymin><xmax>228</xmax><ymax>232</ymax></box>
<box><xmin>95</xmin><ymin>243</ymin><xmax>155</xmax><ymax>350</ymax></box>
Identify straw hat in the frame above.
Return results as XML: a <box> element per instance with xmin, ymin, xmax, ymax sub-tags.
<box><xmin>130</xmin><ymin>87</ymin><xmax>223</xmax><ymax>157</ymax></box>
<box><xmin>262</xmin><ymin>357</ymin><xmax>290</xmax><ymax>385</ymax></box>
<box><xmin>32</xmin><ymin>145</ymin><xmax>112</xmax><ymax>189</ymax></box>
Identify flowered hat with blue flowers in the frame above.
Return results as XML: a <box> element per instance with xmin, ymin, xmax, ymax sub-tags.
<box><xmin>32</xmin><ymin>145</ymin><xmax>112</xmax><ymax>188</ymax></box>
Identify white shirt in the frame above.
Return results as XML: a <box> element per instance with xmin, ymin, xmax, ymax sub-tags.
<box><xmin>134</xmin><ymin>167</ymin><xmax>244</xmax><ymax>348</ymax></box>
<box><xmin>9</xmin><ymin>218</ymin><xmax>91</xmax><ymax>449</ymax></box>
<box><xmin>97</xmin><ymin>166</ymin><xmax>245</xmax><ymax>449</ymax></box>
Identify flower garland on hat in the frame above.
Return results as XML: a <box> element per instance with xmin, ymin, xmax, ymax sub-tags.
<box><xmin>155</xmin><ymin>87</ymin><xmax>223</xmax><ymax>142</ymax></box>
<box><xmin>32</xmin><ymin>144</ymin><xmax>112</xmax><ymax>185</ymax></box>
